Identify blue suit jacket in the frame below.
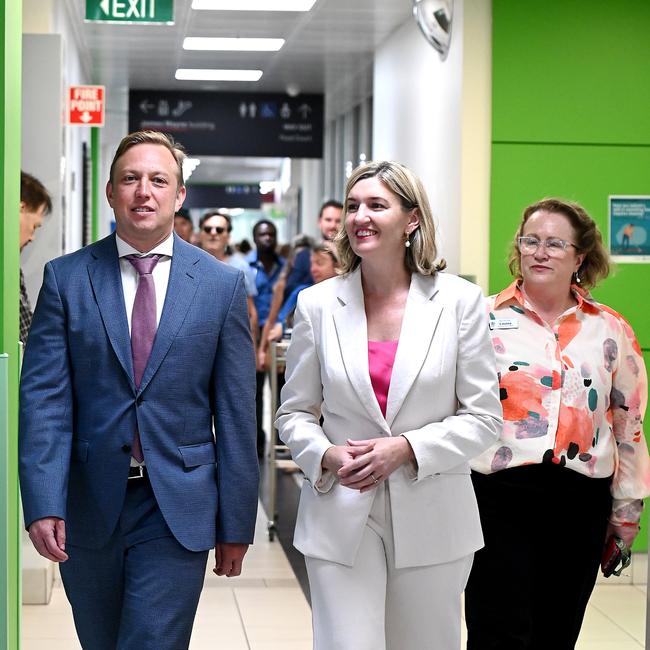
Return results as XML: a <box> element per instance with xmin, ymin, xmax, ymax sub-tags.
<box><xmin>19</xmin><ymin>234</ymin><xmax>259</xmax><ymax>551</ymax></box>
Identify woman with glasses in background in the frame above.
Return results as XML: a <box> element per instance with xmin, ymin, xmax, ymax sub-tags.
<box><xmin>199</xmin><ymin>210</ymin><xmax>258</xmax><ymax>336</ymax></box>
<box><xmin>465</xmin><ymin>198</ymin><xmax>650</xmax><ymax>649</ymax></box>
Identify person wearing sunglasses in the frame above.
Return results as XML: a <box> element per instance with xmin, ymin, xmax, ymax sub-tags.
<box><xmin>199</xmin><ymin>210</ymin><xmax>258</xmax><ymax>338</ymax></box>
<box><xmin>465</xmin><ymin>198</ymin><xmax>650</xmax><ymax>649</ymax></box>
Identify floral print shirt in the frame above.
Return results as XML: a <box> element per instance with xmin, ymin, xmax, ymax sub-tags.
<box><xmin>471</xmin><ymin>281</ymin><xmax>650</xmax><ymax>525</ymax></box>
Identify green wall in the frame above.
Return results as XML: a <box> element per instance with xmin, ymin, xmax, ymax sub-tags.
<box><xmin>490</xmin><ymin>1</ymin><xmax>650</xmax><ymax>551</ymax></box>
<box><xmin>0</xmin><ymin>1</ymin><xmax>22</xmax><ymax>646</ymax></box>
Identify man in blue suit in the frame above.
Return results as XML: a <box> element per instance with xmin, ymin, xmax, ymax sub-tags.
<box><xmin>19</xmin><ymin>131</ymin><xmax>259</xmax><ymax>649</ymax></box>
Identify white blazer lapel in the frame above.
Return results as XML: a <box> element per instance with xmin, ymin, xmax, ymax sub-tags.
<box><xmin>385</xmin><ymin>274</ymin><xmax>444</xmax><ymax>427</ymax></box>
<box><xmin>331</xmin><ymin>270</ymin><xmax>388</xmax><ymax>431</ymax></box>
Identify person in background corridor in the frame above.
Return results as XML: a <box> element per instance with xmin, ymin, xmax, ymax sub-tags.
<box><xmin>173</xmin><ymin>206</ymin><xmax>194</xmax><ymax>243</ymax></box>
<box><xmin>248</xmin><ymin>218</ymin><xmax>285</xmax><ymax>456</ymax></box>
<box><xmin>19</xmin><ymin>171</ymin><xmax>52</xmax><ymax>345</ymax></box>
<box><xmin>257</xmin><ymin>200</ymin><xmax>343</xmax><ymax>373</ymax></box>
<box><xmin>199</xmin><ymin>209</ymin><xmax>258</xmax><ymax>337</ymax></box>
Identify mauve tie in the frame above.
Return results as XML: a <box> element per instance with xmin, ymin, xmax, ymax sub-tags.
<box><xmin>125</xmin><ymin>254</ymin><xmax>162</xmax><ymax>462</ymax></box>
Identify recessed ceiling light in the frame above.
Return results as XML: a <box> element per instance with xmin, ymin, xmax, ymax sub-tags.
<box><xmin>191</xmin><ymin>0</ymin><xmax>317</xmax><ymax>11</ymax></box>
<box><xmin>183</xmin><ymin>37</ymin><xmax>285</xmax><ymax>51</ymax></box>
<box><xmin>183</xmin><ymin>158</ymin><xmax>201</xmax><ymax>182</ymax></box>
<box><xmin>175</xmin><ymin>69</ymin><xmax>263</xmax><ymax>81</ymax></box>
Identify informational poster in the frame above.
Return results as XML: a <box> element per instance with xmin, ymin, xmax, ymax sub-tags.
<box><xmin>609</xmin><ymin>196</ymin><xmax>650</xmax><ymax>262</ymax></box>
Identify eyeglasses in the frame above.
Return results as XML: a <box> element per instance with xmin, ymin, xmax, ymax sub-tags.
<box><xmin>203</xmin><ymin>225</ymin><xmax>227</xmax><ymax>235</ymax></box>
<box><xmin>517</xmin><ymin>236</ymin><xmax>577</xmax><ymax>257</ymax></box>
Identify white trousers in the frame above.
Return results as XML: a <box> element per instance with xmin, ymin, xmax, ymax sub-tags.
<box><xmin>305</xmin><ymin>482</ymin><xmax>473</xmax><ymax>650</ymax></box>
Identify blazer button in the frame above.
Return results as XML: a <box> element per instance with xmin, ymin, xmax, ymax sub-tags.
<box><xmin>121</xmin><ymin>444</ymin><xmax>132</xmax><ymax>453</ymax></box>
<box><xmin>136</xmin><ymin>396</ymin><xmax>144</xmax><ymax>406</ymax></box>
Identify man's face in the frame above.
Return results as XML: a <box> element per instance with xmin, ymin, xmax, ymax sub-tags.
<box><xmin>199</xmin><ymin>214</ymin><xmax>230</xmax><ymax>259</ymax></box>
<box><xmin>106</xmin><ymin>143</ymin><xmax>186</xmax><ymax>252</ymax></box>
<box><xmin>174</xmin><ymin>216</ymin><xmax>194</xmax><ymax>242</ymax></box>
<box><xmin>20</xmin><ymin>202</ymin><xmax>47</xmax><ymax>251</ymax></box>
<box><xmin>253</xmin><ymin>223</ymin><xmax>277</xmax><ymax>254</ymax></box>
<box><xmin>319</xmin><ymin>206</ymin><xmax>343</xmax><ymax>241</ymax></box>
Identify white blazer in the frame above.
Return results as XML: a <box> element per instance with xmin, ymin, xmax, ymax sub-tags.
<box><xmin>276</xmin><ymin>269</ymin><xmax>502</xmax><ymax>569</ymax></box>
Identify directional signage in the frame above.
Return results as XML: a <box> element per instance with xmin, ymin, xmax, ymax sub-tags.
<box><xmin>183</xmin><ymin>184</ymin><xmax>262</xmax><ymax>210</ymax></box>
<box><xmin>85</xmin><ymin>0</ymin><xmax>174</xmax><ymax>25</ymax></box>
<box><xmin>68</xmin><ymin>85</ymin><xmax>105</xmax><ymax>126</ymax></box>
<box><xmin>129</xmin><ymin>90</ymin><xmax>324</xmax><ymax>158</ymax></box>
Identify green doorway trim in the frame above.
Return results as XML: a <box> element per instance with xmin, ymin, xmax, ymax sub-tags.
<box><xmin>91</xmin><ymin>126</ymin><xmax>100</xmax><ymax>242</ymax></box>
<box><xmin>0</xmin><ymin>1</ymin><xmax>23</xmax><ymax>648</ymax></box>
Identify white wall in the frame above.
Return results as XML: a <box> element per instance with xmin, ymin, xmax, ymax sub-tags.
<box><xmin>54</xmin><ymin>1</ymin><xmax>93</xmax><ymax>254</ymax></box>
<box><xmin>21</xmin><ymin>34</ymin><xmax>64</xmax><ymax>306</ymax></box>
<box><xmin>290</xmin><ymin>158</ymin><xmax>324</xmax><ymax>238</ymax></box>
<box><xmin>100</xmin><ymin>86</ymin><xmax>130</xmax><ymax>236</ymax></box>
<box><xmin>372</xmin><ymin>0</ymin><xmax>492</xmax><ymax>288</ymax></box>
<box><xmin>460</xmin><ymin>0</ymin><xmax>492</xmax><ymax>289</ymax></box>
<box><xmin>21</xmin><ymin>0</ymin><xmax>94</xmax><ymax>309</ymax></box>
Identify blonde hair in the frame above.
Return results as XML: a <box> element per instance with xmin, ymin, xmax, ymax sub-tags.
<box><xmin>508</xmin><ymin>197</ymin><xmax>610</xmax><ymax>289</ymax></box>
<box><xmin>109</xmin><ymin>130</ymin><xmax>186</xmax><ymax>187</ymax></box>
<box><xmin>334</xmin><ymin>161</ymin><xmax>446</xmax><ymax>275</ymax></box>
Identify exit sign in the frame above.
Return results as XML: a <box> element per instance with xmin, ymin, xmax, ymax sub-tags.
<box><xmin>85</xmin><ymin>0</ymin><xmax>174</xmax><ymax>24</ymax></box>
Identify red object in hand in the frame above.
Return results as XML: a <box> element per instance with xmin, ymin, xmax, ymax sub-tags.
<box><xmin>601</xmin><ymin>536</ymin><xmax>631</xmax><ymax>577</ymax></box>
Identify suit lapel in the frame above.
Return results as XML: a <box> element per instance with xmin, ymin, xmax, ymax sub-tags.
<box><xmin>87</xmin><ymin>234</ymin><xmax>135</xmax><ymax>391</ymax></box>
<box><xmin>385</xmin><ymin>274</ymin><xmax>444</xmax><ymax>427</ymax></box>
<box><xmin>138</xmin><ymin>237</ymin><xmax>201</xmax><ymax>393</ymax></box>
<box><xmin>331</xmin><ymin>269</ymin><xmax>388</xmax><ymax>432</ymax></box>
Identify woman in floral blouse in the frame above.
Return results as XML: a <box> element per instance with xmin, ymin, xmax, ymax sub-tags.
<box><xmin>465</xmin><ymin>198</ymin><xmax>650</xmax><ymax>649</ymax></box>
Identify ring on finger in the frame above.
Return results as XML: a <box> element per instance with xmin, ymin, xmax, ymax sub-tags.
<box><xmin>370</xmin><ymin>474</ymin><xmax>379</xmax><ymax>484</ymax></box>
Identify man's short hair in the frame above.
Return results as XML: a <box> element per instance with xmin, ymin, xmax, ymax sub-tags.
<box><xmin>21</xmin><ymin>171</ymin><xmax>52</xmax><ymax>214</ymax></box>
<box><xmin>175</xmin><ymin>207</ymin><xmax>192</xmax><ymax>223</ymax></box>
<box><xmin>109</xmin><ymin>130</ymin><xmax>186</xmax><ymax>187</ymax></box>
<box><xmin>252</xmin><ymin>219</ymin><xmax>277</xmax><ymax>237</ymax></box>
<box><xmin>199</xmin><ymin>210</ymin><xmax>232</xmax><ymax>232</ymax></box>
<box><xmin>318</xmin><ymin>199</ymin><xmax>343</xmax><ymax>219</ymax></box>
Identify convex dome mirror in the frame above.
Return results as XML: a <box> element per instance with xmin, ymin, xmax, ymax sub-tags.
<box><xmin>412</xmin><ymin>0</ymin><xmax>453</xmax><ymax>60</ymax></box>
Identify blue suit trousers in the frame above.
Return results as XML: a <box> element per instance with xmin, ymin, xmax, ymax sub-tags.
<box><xmin>60</xmin><ymin>479</ymin><xmax>209</xmax><ymax>650</ymax></box>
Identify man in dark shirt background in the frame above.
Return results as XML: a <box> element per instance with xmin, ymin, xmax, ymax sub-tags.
<box><xmin>247</xmin><ymin>219</ymin><xmax>285</xmax><ymax>456</ymax></box>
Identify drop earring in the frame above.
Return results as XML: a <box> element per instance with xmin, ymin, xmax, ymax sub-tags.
<box><xmin>575</xmin><ymin>271</ymin><xmax>581</xmax><ymax>284</ymax></box>
<box><xmin>404</xmin><ymin>232</ymin><xmax>411</xmax><ymax>248</ymax></box>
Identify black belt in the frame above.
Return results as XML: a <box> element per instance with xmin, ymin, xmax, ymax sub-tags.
<box><xmin>127</xmin><ymin>465</ymin><xmax>149</xmax><ymax>482</ymax></box>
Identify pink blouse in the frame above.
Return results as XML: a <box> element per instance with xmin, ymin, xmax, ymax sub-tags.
<box><xmin>368</xmin><ymin>340</ymin><xmax>399</xmax><ymax>417</ymax></box>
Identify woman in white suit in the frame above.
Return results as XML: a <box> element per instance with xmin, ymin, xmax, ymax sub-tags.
<box><xmin>276</xmin><ymin>161</ymin><xmax>502</xmax><ymax>649</ymax></box>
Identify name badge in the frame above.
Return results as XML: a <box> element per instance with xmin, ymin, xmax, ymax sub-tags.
<box><xmin>489</xmin><ymin>318</ymin><xmax>519</xmax><ymax>330</ymax></box>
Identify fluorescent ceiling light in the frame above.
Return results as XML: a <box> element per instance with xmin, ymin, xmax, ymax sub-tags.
<box><xmin>191</xmin><ymin>0</ymin><xmax>317</xmax><ymax>11</ymax></box>
<box><xmin>175</xmin><ymin>69</ymin><xmax>263</xmax><ymax>81</ymax></box>
<box><xmin>183</xmin><ymin>158</ymin><xmax>201</xmax><ymax>182</ymax></box>
<box><xmin>183</xmin><ymin>37</ymin><xmax>285</xmax><ymax>51</ymax></box>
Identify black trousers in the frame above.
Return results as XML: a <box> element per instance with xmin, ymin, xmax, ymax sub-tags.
<box><xmin>465</xmin><ymin>463</ymin><xmax>612</xmax><ymax>650</ymax></box>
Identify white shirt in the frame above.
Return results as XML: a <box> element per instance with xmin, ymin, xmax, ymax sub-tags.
<box><xmin>115</xmin><ymin>233</ymin><xmax>174</xmax><ymax>334</ymax></box>
<box><xmin>116</xmin><ymin>232</ymin><xmax>174</xmax><ymax>467</ymax></box>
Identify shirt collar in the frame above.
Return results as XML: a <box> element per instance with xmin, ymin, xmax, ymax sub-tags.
<box><xmin>116</xmin><ymin>232</ymin><xmax>174</xmax><ymax>258</ymax></box>
<box><xmin>493</xmin><ymin>279</ymin><xmax>602</xmax><ymax>315</ymax></box>
<box><xmin>247</xmin><ymin>249</ymin><xmax>282</xmax><ymax>267</ymax></box>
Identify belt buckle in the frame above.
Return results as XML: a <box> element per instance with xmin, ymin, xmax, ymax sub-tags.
<box><xmin>128</xmin><ymin>465</ymin><xmax>145</xmax><ymax>480</ymax></box>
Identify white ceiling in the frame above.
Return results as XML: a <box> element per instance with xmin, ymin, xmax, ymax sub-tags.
<box><xmin>66</xmin><ymin>0</ymin><xmax>414</xmax><ymax>184</ymax></box>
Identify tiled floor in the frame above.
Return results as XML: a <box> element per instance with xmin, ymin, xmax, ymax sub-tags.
<box><xmin>21</xmin><ymin>504</ymin><xmax>648</xmax><ymax>649</ymax></box>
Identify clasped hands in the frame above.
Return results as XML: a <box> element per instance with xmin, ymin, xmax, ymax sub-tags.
<box><xmin>322</xmin><ymin>436</ymin><xmax>415</xmax><ymax>493</ymax></box>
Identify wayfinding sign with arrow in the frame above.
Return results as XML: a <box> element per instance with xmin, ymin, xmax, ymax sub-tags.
<box><xmin>68</xmin><ymin>85</ymin><xmax>105</xmax><ymax>127</ymax></box>
<box><xmin>85</xmin><ymin>0</ymin><xmax>174</xmax><ymax>24</ymax></box>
